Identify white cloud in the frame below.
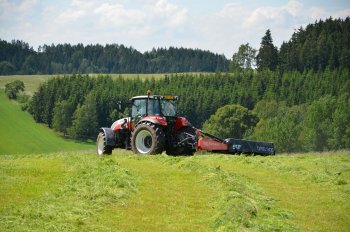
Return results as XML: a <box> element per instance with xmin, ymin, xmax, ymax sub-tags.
<box><xmin>46</xmin><ymin>0</ymin><xmax>188</xmax><ymax>40</ymax></box>
<box><xmin>242</xmin><ymin>0</ymin><xmax>305</xmax><ymax>29</ymax></box>
<box><xmin>309</xmin><ymin>6</ymin><xmax>328</xmax><ymax>20</ymax></box>
<box><xmin>151</xmin><ymin>0</ymin><xmax>188</xmax><ymax>27</ymax></box>
<box><xmin>0</xmin><ymin>0</ymin><xmax>38</xmax><ymax>20</ymax></box>
<box><xmin>18</xmin><ymin>0</ymin><xmax>38</xmax><ymax>13</ymax></box>
<box><xmin>94</xmin><ymin>3</ymin><xmax>145</xmax><ymax>27</ymax></box>
<box><xmin>56</xmin><ymin>8</ymin><xmax>86</xmax><ymax>24</ymax></box>
<box><xmin>219</xmin><ymin>3</ymin><xmax>245</xmax><ymax>18</ymax></box>
<box><xmin>285</xmin><ymin>0</ymin><xmax>303</xmax><ymax>17</ymax></box>
<box><xmin>333</xmin><ymin>8</ymin><xmax>350</xmax><ymax>19</ymax></box>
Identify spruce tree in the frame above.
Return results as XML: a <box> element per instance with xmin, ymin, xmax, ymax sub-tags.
<box><xmin>256</xmin><ymin>29</ymin><xmax>278</xmax><ymax>71</ymax></box>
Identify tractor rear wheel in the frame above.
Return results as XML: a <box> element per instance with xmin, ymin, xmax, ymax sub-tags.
<box><xmin>131</xmin><ymin>122</ymin><xmax>165</xmax><ymax>154</ymax></box>
<box><xmin>96</xmin><ymin>132</ymin><xmax>112</xmax><ymax>156</ymax></box>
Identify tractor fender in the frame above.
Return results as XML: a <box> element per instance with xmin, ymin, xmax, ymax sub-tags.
<box><xmin>175</xmin><ymin>117</ymin><xmax>192</xmax><ymax>130</ymax></box>
<box><xmin>100</xmin><ymin>127</ymin><xmax>116</xmax><ymax>146</ymax></box>
<box><xmin>137</xmin><ymin>116</ymin><xmax>167</xmax><ymax>127</ymax></box>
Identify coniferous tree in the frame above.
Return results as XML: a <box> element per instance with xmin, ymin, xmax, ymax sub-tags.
<box><xmin>256</xmin><ymin>29</ymin><xmax>278</xmax><ymax>71</ymax></box>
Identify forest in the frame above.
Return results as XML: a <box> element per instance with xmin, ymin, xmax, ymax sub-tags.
<box><xmin>3</xmin><ymin>17</ymin><xmax>350</xmax><ymax>153</ymax></box>
<box><xmin>0</xmin><ymin>41</ymin><xmax>229</xmax><ymax>74</ymax></box>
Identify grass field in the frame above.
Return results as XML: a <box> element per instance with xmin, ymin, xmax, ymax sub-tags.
<box><xmin>0</xmin><ymin>92</ymin><xmax>93</xmax><ymax>155</ymax></box>
<box><xmin>0</xmin><ymin>74</ymin><xmax>349</xmax><ymax>231</ymax></box>
<box><xmin>1</xmin><ymin>151</ymin><xmax>349</xmax><ymax>231</ymax></box>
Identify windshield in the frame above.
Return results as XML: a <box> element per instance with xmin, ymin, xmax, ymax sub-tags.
<box><xmin>161</xmin><ymin>100</ymin><xmax>177</xmax><ymax>116</ymax></box>
<box><xmin>131</xmin><ymin>98</ymin><xmax>177</xmax><ymax>117</ymax></box>
<box><xmin>132</xmin><ymin>99</ymin><xmax>161</xmax><ymax>117</ymax></box>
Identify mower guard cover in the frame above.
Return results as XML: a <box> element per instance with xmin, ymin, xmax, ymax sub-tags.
<box><xmin>224</xmin><ymin>138</ymin><xmax>275</xmax><ymax>155</ymax></box>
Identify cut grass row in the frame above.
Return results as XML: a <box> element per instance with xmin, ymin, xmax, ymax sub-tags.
<box><xmin>1</xmin><ymin>151</ymin><xmax>349</xmax><ymax>231</ymax></box>
<box><xmin>195</xmin><ymin>153</ymin><xmax>350</xmax><ymax>231</ymax></box>
<box><xmin>0</xmin><ymin>153</ymin><xmax>137</xmax><ymax>231</ymax></box>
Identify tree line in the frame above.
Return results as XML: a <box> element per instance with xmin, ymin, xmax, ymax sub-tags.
<box><xmin>0</xmin><ymin>41</ymin><xmax>229</xmax><ymax>74</ymax></box>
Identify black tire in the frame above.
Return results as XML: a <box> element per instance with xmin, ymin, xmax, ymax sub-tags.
<box><xmin>131</xmin><ymin>122</ymin><xmax>165</xmax><ymax>155</ymax></box>
<box><xmin>166</xmin><ymin>126</ymin><xmax>196</xmax><ymax>156</ymax></box>
<box><xmin>96</xmin><ymin>132</ymin><xmax>112</xmax><ymax>156</ymax></box>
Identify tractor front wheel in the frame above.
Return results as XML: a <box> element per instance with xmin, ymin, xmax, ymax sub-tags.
<box><xmin>96</xmin><ymin>132</ymin><xmax>112</xmax><ymax>156</ymax></box>
<box><xmin>131</xmin><ymin>123</ymin><xmax>165</xmax><ymax>154</ymax></box>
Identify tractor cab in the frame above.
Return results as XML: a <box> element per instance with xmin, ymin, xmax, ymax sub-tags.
<box><xmin>130</xmin><ymin>95</ymin><xmax>179</xmax><ymax>118</ymax></box>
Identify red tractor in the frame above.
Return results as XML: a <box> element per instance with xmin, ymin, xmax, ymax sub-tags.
<box><xmin>97</xmin><ymin>93</ymin><xmax>275</xmax><ymax>156</ymax></box>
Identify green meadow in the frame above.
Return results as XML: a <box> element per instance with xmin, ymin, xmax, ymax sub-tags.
<box><xmin>0</xmin><ymin>92</ymin><xmax>93</xmax><ymax>155</ymax></box>
<box><xmin>0</xmin><ymin>75</ymin><xmax>349</xmax><ymax>231</ymax></box>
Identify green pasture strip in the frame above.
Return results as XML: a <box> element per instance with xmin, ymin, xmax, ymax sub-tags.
<box><xmin>195</xmin><ymin>152</ymin><xmax>350</xmax><ymax>232</ymax></box>
<box><xmin>0</xmin><ymin>153</ymin><xmax>137</xmax><ymax>231</ymax></box>
<box><xmin>101</xmin><ymin>72</ymin><xmax>212</xmax><ymax>80</ymax></box>
<box><xmin>0</xmin><ymin>75</ymin><xmax>57</xmax><ymax>95</ymax></box>
<box><xmin>0</xmin><ymin>92</ymin><xmax>93</xmax><ymax>155</ymax></box>
<box><xmin>90</xmin><ymin>73</ymin><xmax>166</xmax><ymax>80</ymax></box>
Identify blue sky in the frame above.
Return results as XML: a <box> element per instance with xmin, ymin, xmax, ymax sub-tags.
<box><xmin>1</xmin><ymin>0</ymin><xmax>349</xmax><ymax>58</ymax></box>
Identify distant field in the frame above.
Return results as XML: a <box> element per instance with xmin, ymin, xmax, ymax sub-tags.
<box><xmin>0</xmin><ymin>73</ymin><xmax>209</xmax><ymax>95</ymax></box>
<box><xmin>0</xmin><ymin>92</ymin><xmax>93</xmax><ymax>155</ymax></box>
<box><xmin>0</xmin><ymin>74</ymin><xmax>55</xmax><ymax>95</ymax></box>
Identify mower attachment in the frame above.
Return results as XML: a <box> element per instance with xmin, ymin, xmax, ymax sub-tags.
<box><xmin>196</xmin><ymin>129</ymin><xmax>275</xmax><ymax>155</ymax></box>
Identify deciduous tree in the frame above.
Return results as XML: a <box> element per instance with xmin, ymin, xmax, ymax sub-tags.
<box><xmin>203</xmin><ymin>104</ymin><xmax>258</xmax><ymax>139</ymax></box>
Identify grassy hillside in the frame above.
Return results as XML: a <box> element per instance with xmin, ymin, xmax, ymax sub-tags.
<box><xmin>0</xmin><ymin>92</ymin><xmax>93</xmax><ymax>155</ymax></box>
<box><xmin>1</xmin><ymin>151</ymin><xmax>349</xmax><ymax>231</ymax></box>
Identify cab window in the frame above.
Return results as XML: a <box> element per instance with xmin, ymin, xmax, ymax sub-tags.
<box><xmin>148</xmin><ymin>99</ymin><xmax>161</xmax><ymax>116</ymax></box>
<box><xmin>132</xmin><ymin>99</ymin><xmax>147</xmax><ymax>117</ymax></box>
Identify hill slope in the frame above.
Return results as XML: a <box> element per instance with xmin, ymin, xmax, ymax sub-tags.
<box><xmin>0</xmin><ymin>92</ymin><xmax>93</xmax><ymax>155</ymax></box>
